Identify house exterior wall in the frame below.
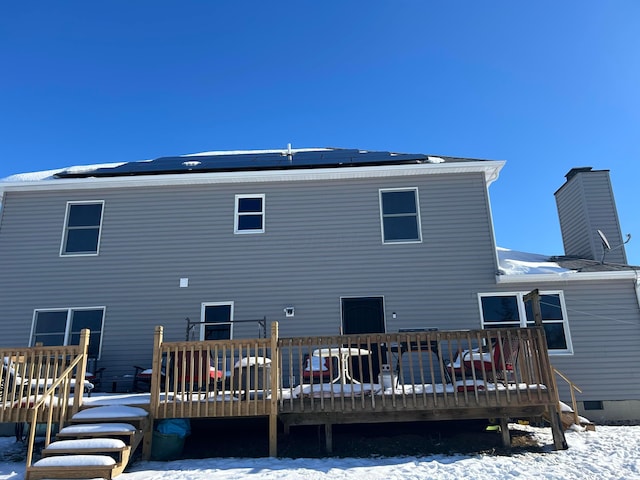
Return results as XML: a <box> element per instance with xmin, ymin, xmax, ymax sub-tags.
<box><xmin>0</xmin><ymin>172</ymin><xmax>500</xmax><ymax>378</ymax></box>
<box><xmin>555</xmin><ymin>169</ymin><xmax>627</xmax><ymax>264</ymax></box>
<box><xmin>487</xmin><ymin>277</ymin><xmax>640</xmax><ymax>405</ymax></box>
<box><xmin>1</xmin><ymin>166</ymin><xmax>638</xmax><ymax>422</ymax></box>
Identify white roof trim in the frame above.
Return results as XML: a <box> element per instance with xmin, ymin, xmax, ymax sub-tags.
<box><xmin>496</xmin><ymin>269</ymin><xmax>640</xmax><ymax>284</ymax></box>
<box><xmin>0</xmin><ymin>160</ymin><xmax>504</xmax><ymax>195</ymax></box>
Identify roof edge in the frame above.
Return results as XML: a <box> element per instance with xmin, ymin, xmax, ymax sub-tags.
<box><xmin>0</xmin><ymin>160</ymin><xmax>505</xmax><ymax>195</ymax></box>
<box><xmin>495</xmin><ymin>269</ymin><xmax>639</xmax><ymax>284</ymax></box>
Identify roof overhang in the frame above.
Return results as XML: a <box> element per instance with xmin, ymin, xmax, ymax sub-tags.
<box><xmin>0</xmin><ymin>160</ymin><xmax>505</xmax><ymax>196</ymax></box>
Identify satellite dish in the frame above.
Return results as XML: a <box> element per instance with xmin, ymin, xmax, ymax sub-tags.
<box><xmin>597</xmin><ymin>229</ymin><xmax>632</xmax><ymax>263</ymax></box>
<box><xmin>597</xmin><ymin>229</ymin><xmax>611</xmax><ymax>251</ymax></box>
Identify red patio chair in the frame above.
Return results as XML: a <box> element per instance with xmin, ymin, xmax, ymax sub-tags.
<box><xmin>450</xmin><ymin>336</ymin><xmax>520</xmax><ymax>383</ymax></box>
<box><xmin>171</xmin><ymin>350</ymin><xmax>224</xmax><ymax>393</ymax></box>
<box><xmin>302</xmin><ymin>354</ymin><xmax>336</xmax><ymax>383</ymax></box>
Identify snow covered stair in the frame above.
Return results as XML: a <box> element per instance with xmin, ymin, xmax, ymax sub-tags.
<box><xmin>25</xmin><ymin>405</ymin><xmax>149</xmax><ymax>480</ymax></box>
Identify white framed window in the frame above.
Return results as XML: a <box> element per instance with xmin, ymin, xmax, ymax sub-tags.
<box><xmin>200</xmin><ymin>302</ymin><xmax>234</xmax><ymax>341</ymax></box>
<box><xmin>379</xmin><ymin>188</ymin><xmax>422</xmax><ymax>244</ymax></box>
<box><xmin>30</xmin><ymin>307</ymin><xmax>106</xmax><ymax>359</ymax></box>
<box><xmin>60</xmin><ymin>201</ymin><xmax>105</xmax><ymax>256</ymax></box>
<box><xmin>234</xmin><ymin>194</ymin><xmax>265</xmax><ymax>234</ymax></box>
<box><xmin>478</xmin><ymin>291</ymin><xmax>573</xmax><ymax>355</ymax></box>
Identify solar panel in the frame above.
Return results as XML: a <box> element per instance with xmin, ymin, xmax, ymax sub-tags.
<box><xmin>54</xmin><ymin>148</ymin><xmax>461</xmax><ymax>179</ymax></box>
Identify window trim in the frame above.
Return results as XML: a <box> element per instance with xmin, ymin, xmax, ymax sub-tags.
<box><xmin>234</xmin><ymin>194</ymin><xmax>265</xmax><ymax>234</ymax></box>
<box><xmin>60</xmin><ymin>200</ymin><xmax>105</xmax><ymax>256</ymax></box>
<box><xmin>199</xmin><ymin>301</ymin><xmax>234</xmax><ymax>341</ymax></box>
<box><xmin>379</xmin><ymin>187</ymin><xmax>422</xmax><ymax>244</ymax></box>
<box><xmin>30</xmin><ymin>306</ymin><xmax>106</xmax><ymax>359</ymax></box>
<box><xmin>477</xmin><ymin>291</ymin><xmax>574</xmax><ymax>355</ymax></box>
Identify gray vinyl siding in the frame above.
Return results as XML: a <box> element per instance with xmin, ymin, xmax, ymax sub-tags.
<box><xmin>556</xmin><ymin>177</ymin><xmax>591</xmax><ymax>258</ymax></box>
<box><xmin>555</xmin><ymin>170</ymin><xmax>628</xmax><ymax>264</ymax></box>
<box><xmin>488</xmin><ymin>278</ymin><xmax>640</xmax><ymax>402</ymax></box>
<box><xmin>0</xmin><ymin>172</ymin><xmax>499</xmax><ymax>377</ymax></box>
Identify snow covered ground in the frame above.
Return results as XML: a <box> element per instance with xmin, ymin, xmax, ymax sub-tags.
<box><xmin>0</xmin><ymin>424</ymin><xmax>638</xmax><ymax>480</ymax></box>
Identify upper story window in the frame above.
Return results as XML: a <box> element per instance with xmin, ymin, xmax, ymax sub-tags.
<box><xmin>379</xmin><ymin>188</ymin><xmax>422</xmax><ymax>244</ymax></box>
<box><xmin>60</xmin><ymin>201</ymin><xmax>104</xmax><ymax>256</ymax></box>
<box><xmin>235</xmin><ymin>194</ymin><xmax>265</xmax><ymax>234</ymax></box>
<box><xmin>31</xmin><ymin>307</ymin><xmax>106</xmax><ymax>359</ymax></box>
<box><xmin>478</xmin><ymin>291</ymin><xmax>573</xmax><ymax>355</ymax></box>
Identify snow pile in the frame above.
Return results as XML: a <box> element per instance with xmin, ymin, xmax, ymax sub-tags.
<box><xmin>1</xmin><ymin>163</ymin><xmax>125</xmax><ymax>182</ymax></box>
<box><xmin>497</xmin><ymin>247</ymin><xmax>573</xmax><ymax>276</ymax></box>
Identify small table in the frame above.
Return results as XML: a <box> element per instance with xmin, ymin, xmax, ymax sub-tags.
<box><xmin>312</xmin><ymin>348</ymin><xmax>371</xmax><ymax>385</ymax></box>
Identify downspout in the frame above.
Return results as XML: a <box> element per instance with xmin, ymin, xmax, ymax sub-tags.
<box><xmin>635</xmin><ymin>273</ymin><xmax>640</xmax><ymax>311</ymax></box>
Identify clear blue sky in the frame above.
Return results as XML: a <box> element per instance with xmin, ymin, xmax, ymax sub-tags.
<box><xmin>1</xmin><ymin>2</ymin><xmax>639</xmax><ymax>264</ymax></box>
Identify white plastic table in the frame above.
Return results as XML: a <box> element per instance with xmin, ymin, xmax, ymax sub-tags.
<box><xmin>312</xmin><ymin>348</ymin><xmax>371</xmax><ymax>385</ymax></box>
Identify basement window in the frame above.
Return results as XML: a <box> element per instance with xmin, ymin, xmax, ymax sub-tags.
<box><xmin>583</xmin><ymin>401</ymin><xmax>604</xmax><ymax>410</ymax></box>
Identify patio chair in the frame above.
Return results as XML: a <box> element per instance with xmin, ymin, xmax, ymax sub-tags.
<box><xmin>84</xmin><ymin>357</ymin><xmax>105</xmax><ymax>394</ymax></box>
<box><xmin>133</xmin><ymin>354</ymin><xmax>167</xmax><ymax>392</ymax></box>
<box><xmin>301</xmin><ymin>354</ymin><xmax>335</xmax><ymax>383</ymax></box>
<box><xmin>170</xmin><ymin>350</ymin><xmax>224</xmax><ymax>393</ymax></box>
<box><xmin>449</xmin><ymin>336</ymin><xmax>520</xmax><ymax>383</ymax></box>
<box><xmin>2</xmin><ymin>355</ymin><xmax>94</xmax><ymax>398</ymax></box>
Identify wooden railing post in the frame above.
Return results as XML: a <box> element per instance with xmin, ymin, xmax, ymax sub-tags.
<box><xmin>73</xmin><ymin>329</ymin><xmax>91</xmax><ymax>415</ymax></box>
<box><xmin>143</xmin><ymin>325</ymin><xmax>164</xmax><ymax>460</ymax></box>
<box><xmin>269</xmin><ymin>321</ymin><xmax>279</xmax><ymax>457</ymax></box>
<box><xmin>553</xmin><ymin>367</ymin><xmax>583</xmax><ymax>426</ymax></box>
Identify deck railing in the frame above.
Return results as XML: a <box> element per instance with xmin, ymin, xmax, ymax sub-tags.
<box><xmin>0</xmin><ymin>330</ymin><xmax>91</xmax><ymax>472</ymax></box>
<box><xmin>149</xmin><ymin>325</ymin><xmax>277</xmax><ymax>421</ymax></box>
<box><xmin>276</xmin><ymin>327</ymin><xmax>557</xmax><ymax>415</ymax></box>
<box><xmin>148</xmin><ymin>324</ymin><xmax>558</xmax><ymax>422</ymax></box>
<box><xmin>0</xmin><ymin>330</ymin><xmax>90</xmax><ymax>425</ymax></box>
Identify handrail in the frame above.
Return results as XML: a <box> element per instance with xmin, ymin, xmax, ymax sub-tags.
<box><xmin>24</xmin><ymin>329</ymin><xmax>90</xmax><ymax>470</ymax></box>
<box><xmin>553</xmin><ymin>367</ymin><xmax>582</xmax><ymax>426</ymax></box>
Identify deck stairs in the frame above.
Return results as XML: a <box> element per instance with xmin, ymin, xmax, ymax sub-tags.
<box><xmin>542</xmin><ymin>401</ymin><xmax>596</xmax><ymax>432</ymax></box>
<box><xmin>25</xmin><ymin>404</ymin><xmax>149</xmax><ymax>480</ymax></box>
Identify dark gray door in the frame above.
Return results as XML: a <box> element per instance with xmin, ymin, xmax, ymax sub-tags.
<box><xmin>341</xmin><ymin>297</ymin><xmax>385</xmax><ymax>382</ymax></box>
<box><xmin>341</xmin><ymin>297</ymin><xmax>385</xmax><ymax>335</ymax></box>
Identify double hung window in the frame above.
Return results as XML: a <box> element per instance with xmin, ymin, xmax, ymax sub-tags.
<box><xmin>235</xmin><ymin>195</ymin><xmax>265</xmax><ymax>234</ymax></box>
<box><xmin>478</xmin><ymin>292</ymin><xmax>573</xmax><ymax>354</ymax></box>
<box><xmin>379</xmin><ymin>188</ymin><xmax>422</xmax><ymax>243</ymax></box>
<box><xmin>61</xmin><ymin>201</ymin><xmax>104</xmax><ymax>255</ymax></box>
<box><xmin>200</xmin><ymin>303</ymin><xmax>234</xmax><ymax>341</ymax></box>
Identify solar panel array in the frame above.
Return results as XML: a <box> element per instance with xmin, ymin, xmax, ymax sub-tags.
<box><xmin>54</xmin><ymin>148</ymin><xmax>453</xmax><ymax>178</ymax></box>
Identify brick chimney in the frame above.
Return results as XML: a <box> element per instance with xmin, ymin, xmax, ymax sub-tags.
<box><xmin>554</xmin><ymin>167</ymin><xmax>628</xmax><ymax>264</ymax></box>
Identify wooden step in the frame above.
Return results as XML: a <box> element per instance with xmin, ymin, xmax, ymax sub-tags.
<box><xmin>71</xmin><ymin>405</ymin><xmax>149</xmax><ymax>430</ymax></box>
<box><xmin>25</xmin><ymin>454</ymin><xmax>122</xmax><ymax>480</ymax></box>
<box><xmin>57</xmin><ymin>422</ymin><xmax>143</xmax><ymax>451</ymax></box>
<box><xmin>42</xmin><ymin>437</ymin><xmax>131</xmax><ymax>466</ymax></box>
<box><xmin>559</xmin><ymin>411</ymin><xmax>596</xmax><ymax>431</ymax></box>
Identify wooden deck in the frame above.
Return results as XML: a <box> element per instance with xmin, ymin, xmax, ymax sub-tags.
<box><xmin>146</xmin><ymin>324</ymin><xmax>567</xmax><ymax>454</ymax></box>
<box><xmin>2</xmin><ymin>324</ymin><xmax>568</xmax><ymax>469</ymax></box>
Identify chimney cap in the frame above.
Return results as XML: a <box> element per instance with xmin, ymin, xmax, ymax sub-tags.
<box><xmin>565</xmin><ymin>167</ymin><xmax>593</xmax><ymax>181</ymax></box>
